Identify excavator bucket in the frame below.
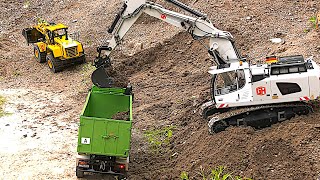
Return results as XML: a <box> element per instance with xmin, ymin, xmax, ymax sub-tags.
<box><xmin>91</xmin><ymin>66</ymin><xmax>114</xmax><ymax>88</ymax></box>
<box><xmin>22</xmin><ymin>27</ymin><xmax>44</xmax><ymax>45</ymax></box>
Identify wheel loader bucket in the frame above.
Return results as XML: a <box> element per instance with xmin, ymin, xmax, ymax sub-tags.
<box><xmin>91</xmin><ymin>66</ymin><xmax>114</xmax><ymax>88</ymax></box>
<box><xmin>22</xmin><ymin>28</ymin><xmax>44</xmax><ymax>45</ymax></box>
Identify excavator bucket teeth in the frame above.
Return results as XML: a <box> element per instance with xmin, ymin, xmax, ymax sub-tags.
<box><xmin>91</xmin><ymin>66</ymin><xmax>114</xmax><ymax>88</ymax></box>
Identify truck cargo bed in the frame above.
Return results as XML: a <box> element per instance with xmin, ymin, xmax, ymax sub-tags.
<box><xmin>77</xmin><ymin>86</ymin><xmax>132</xmax><ymax>157</ymax></box>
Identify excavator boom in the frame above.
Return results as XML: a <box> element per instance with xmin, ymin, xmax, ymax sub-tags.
<box><xmin>91</xmin><ymin>0</ymin><xmax>242</xmax><ymax>87</ymax></box>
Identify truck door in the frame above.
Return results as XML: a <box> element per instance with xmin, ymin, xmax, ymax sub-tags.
<box><xmin>22</xmin><ymin>28</ymin><xmax>44</xmax><ymax>45</ymax></box>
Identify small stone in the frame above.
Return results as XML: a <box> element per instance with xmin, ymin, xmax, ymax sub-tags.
<box><xmin>246</xmin><ymin>16</ymin><xmax>252</xmax><ymax>20</ymax></box>
<box><xmin>182</xmin><ymin>71</ymin><xmax>190</xmax><ymax>77</ymax></box>
<box><xmin>5</xmin><ymin>124</ymin><xmax>9</xmax><ymax>126</ymax></box>
<box><xmin>23</xmin><ymin>134</ymin><xmax>27</xmax><ymax>138</ymax></box>
<box><xmin>270</xmin><ymin>38</ymin><xmax>282</xmax><ymax>44</ymax></box>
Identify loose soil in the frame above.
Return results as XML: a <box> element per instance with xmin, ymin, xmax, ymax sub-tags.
<box><xmin>1</xmin><ymin>0</ymin><xmax>320</xmax><ymax>179</ymax></box>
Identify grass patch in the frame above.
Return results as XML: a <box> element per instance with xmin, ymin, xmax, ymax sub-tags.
<box><xmin>0</xmin><ymin>95</ymin><xmax>6</xmax><ymax>117</ymax></box>
<box><xmin>144</xmin><ymin>125</ymin><xmax>175</xmax><ymax>153</ymax></box>
<box><xmin>181</xmin><ymin>166</ymin><xmax>252</xmax><ymax>180</ymax></box>
<box><xmin>76</xmin><ymin>62</ymin><xmax>96</xmax><ymax>92</ymax></box>
<box><xmin>309</xmin><ymin>16</ymin><xmax>317</xmax><ymax>28</ymax></box>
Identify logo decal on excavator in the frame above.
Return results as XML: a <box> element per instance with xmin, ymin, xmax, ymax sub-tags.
<box><xmin>256</xmin><ymin>86</ymin><xmax>266</xmax><ymax>96</ymax></box>
<box><xmin>160</xmin><ymin>14</ymin><xmax>167</xmax><ymax>19</ymax></box>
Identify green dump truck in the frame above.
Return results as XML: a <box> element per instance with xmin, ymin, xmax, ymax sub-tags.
<box><xmin>76</xmin><ymin>86</ymin><xmax>133</xmax><ymax>179</ymax></box>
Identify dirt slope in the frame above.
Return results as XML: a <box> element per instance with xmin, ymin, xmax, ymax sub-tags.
<box><xmin>1</xmin><ymin>0</ymin><xmax>320</xmax><ymax>179</ymax></box>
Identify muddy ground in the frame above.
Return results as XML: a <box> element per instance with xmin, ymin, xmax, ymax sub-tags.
<box><xmin>1</xmin><ymin>0</ymin><xmax>320</xmax><ymax>179</ymax></box>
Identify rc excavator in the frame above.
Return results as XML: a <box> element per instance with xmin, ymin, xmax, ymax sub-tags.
<box><xmin>22</xmin><ymin>19</ymin><xmax>85</xmax><ymax>72</ymax></box>
<box><xmin>91</xmin><ymin>0</ymin><xmax>320</xmax><ymax>134</ymax></box>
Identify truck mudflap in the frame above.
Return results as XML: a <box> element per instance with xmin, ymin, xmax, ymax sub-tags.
<box><xmin>22</xmin><ymin>27</ymin><xmax>44</xmax><ymax>45</ymax></box>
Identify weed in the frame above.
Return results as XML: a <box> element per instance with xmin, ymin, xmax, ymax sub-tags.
<box><xmin>182</xmin><ymin>166</ymin><xmax>252</xmax><ymax>180</ymax></box>
<box><xmin>77</xmin><ymin>62</ymin><xmax>95</xmax><ymax>91</ymax></box>
<box><xmin>143</xmin><ymin>125</ymin><xmax>175</xmax><ymax>153</ymax></box>
<box><xmin>180</xmin><ymin>171</ymin><xmax>189</xmax><ymax>180</ymax></box>
<box><xmin>309</xmin><ymin>16</ymin><xmax>317</xmax><ymax>28</ymax></box>
<box><xmin>0</xmin><ymin>95</ymin><xmax>6</xmax><ymax>117</ymax></box>
<box><xmin>23</xmin><ymin>1</ymin><xmax>30</xmax><ymax>8</ymax></box>
<box><xmin>13</xmin><ymin>70</ymin><xmax>21</xmax><ymax>77</ymax></box>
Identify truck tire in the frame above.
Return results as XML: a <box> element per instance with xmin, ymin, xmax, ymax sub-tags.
<box><xmin>34</xmin><ymin>46</ymin><xmax>46</xmax><ymax>63</ymax></box>
<box><xmin>46</xmin><ymin>54</ymin><xmax>63</xmax><ymax>73</ymax></box>
<box><xmin>75</xmin><ymin>167</ymin><xmax>84</xmax><ymax>178</ymax></box>
<box><xmin>118</xmin><ymin>175</ymin><xmax>127</xmax><ymax>180</ymax></box>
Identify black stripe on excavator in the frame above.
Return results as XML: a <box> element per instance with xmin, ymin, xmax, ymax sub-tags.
<box><xmin>108</xmin><ymin>3</ymin><xmax>128</xmax><ymax>34</ymax></box>
<box><xmin>165</xmin><ymin>0</ymin><xmax>207</xmax><ymax>19</ymax></box>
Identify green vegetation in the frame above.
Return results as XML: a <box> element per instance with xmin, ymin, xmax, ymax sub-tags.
<box><xmin>144</xmin><ymin>125</ymin><xmax>175</xmax><ymax>153</ymax></box>
<box><xmin>180</xmin><ymin>171</ymin><xmax>189</xmax><ymax>180</ymax></box>
<box><xmin>13</xmin><ymin>70</ymin><xmax>21</xmax><ymax>77</ymax></box>
<box><xmin>0</xmin><ymin>95</ymin><xmax>6</xmax><ymax>117</ymax></box>
<box><xmin>181</xmin><ymin>166</ymin><xmax>252</xmax><ymax>180</ymax></box>
<box><xmin>309</xmin><ymin>16</ymin><xmax>317</xmax><ymax>28</ymax></box>
<box><xmin>78</xmin><ymin>62</ymin><xmax>95</xmax><ymax>90</ymax></box>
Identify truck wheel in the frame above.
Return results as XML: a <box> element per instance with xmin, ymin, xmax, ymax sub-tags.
<box><xmin>34</xmin><ymin>46</ymin><xmax>46</xmax><ymax>63</ymax></box>
<box><xmin>76</xmin><ymin>168</ymin><xmax>84</xmax><ymax>178</ymax></box>
<box><xmin>118</xmin><ymin>175</ymin><xmax>127</xmax><ymax>180</ymax></box>
<box><xmin>46</xmin><ymin>54</ymin><xmax>63</xmax><ymax>73</ymax></box>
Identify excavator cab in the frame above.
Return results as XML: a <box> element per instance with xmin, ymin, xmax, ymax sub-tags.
<box><xmin>213</xmin><ymin>70</ymin><xmax>246</xmax><ymax>96</ymax></box>
<box><xmin>22</xmin><ymin>28</ymin><xmax>45</xmax><ymax>45</ymax></box>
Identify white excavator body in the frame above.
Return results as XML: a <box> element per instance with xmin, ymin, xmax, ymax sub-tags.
<box><xmin>208</xmin><ymin>56</ymin><xmax>320</xmax><ymax>109</ymax></box>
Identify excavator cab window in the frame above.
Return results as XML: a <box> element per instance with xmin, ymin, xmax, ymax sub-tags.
<box><xmin>214</xmin><ymin>70</ymin><xmax>246</xmax><ymax>96</ymax></box>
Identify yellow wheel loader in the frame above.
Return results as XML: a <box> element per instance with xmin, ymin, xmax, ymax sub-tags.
<box><xmin>22</xmin><ymin>19</ymin><xmax>85</xmax><ymax>73</ymax></box>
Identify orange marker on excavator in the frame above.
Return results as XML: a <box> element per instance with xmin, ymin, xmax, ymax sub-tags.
<box><xmin>316</xmin><ymin>12</ymin><xmax>320</xmax><ymax>29</ymax></box>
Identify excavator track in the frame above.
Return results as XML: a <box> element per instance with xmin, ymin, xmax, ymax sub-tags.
<box><xmin>206</xmin><ymin>102</ymin><xmax>313</xmax><ymax>133</ymax></box>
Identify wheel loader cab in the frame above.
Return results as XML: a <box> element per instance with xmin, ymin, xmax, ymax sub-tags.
<box><xmin>51</xmin><ymin>28</ymin><xmax>68</xmax><ymax>41</ymax></box>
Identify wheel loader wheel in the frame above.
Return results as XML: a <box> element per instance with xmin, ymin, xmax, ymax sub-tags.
<box><xmin>46</xmin><ymin>54</ymin><xmax>63</xmax><ymax>73</ymax></box>
<box><xmin>34</xmin><ymin>46</ymin><xmax>46</xmax><ymax>63</ymax></box>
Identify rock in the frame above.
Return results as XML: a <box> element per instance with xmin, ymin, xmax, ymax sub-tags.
<box><xmin>31</xmin><ymin>133</ymin><xmax>37</xmax><ymax>137</ymax></box>
<box><xmin>246</xmin><ymin>16</ymin><xmax>252</xmax><ymax>20</ymax></box>
<box><xmin>5</xmin><ymin>124</ymin><xmax>9</xmax><ymax>126</ymax></box>
<box><xmin>182</xmin><ymin>71</ymin><xmax>190</xmax><ymax>77</ymax></box>
<box><xmin>270</xmin><ymin>38</ymin><xmax>282</xmax><ymax>44</ymax></box>
<box><xmin>23</xmin><ymin>134</ymin><xmax>27</xmax><ymax>138</ymax></box>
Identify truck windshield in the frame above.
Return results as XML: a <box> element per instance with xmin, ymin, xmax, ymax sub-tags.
<box><xmin>214</xmin><ymin>69</ymin><xmax>245</xmax><ymax>96</ymax></box>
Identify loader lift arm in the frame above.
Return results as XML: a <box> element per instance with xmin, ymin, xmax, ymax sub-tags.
<box><xmin>92</xmin><ymin>0</ymin><xmax>243</xmax><ymax>87</ymax></box>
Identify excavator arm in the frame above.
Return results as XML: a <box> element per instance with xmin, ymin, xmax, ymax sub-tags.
<box><xmin>92</xmin><ymin>0</ymin><xmax>242</xmax><ymax>87</ymax></box>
